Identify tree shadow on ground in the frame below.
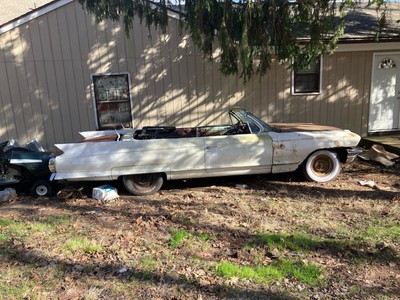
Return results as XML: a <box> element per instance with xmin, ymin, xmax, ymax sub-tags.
<box><xmin>0</xmin><ymin>240</ymin><xmax>298</xmax><ymax>300</ymax></box>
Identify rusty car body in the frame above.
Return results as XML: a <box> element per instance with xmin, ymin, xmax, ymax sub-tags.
<box><xmin>49</xmin><ymin>109</ymin><xmax>361</xmax><ymax>195</ymax></box>
<box><xmin>1</xmin><ymin>140</ymin><xmax>53</xmax><ymax>197</ymax></box>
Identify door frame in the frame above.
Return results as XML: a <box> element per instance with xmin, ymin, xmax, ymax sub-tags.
<box><xmin>369</xmin><ymin>51</ymin><xmax>400</xmax><ymax>133</ymax></box>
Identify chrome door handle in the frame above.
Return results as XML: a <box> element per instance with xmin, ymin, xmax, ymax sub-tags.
<box><xmin>205</xmin><ymin>146</ymin><xmax>217</xmax><ymax>150</ymax></box>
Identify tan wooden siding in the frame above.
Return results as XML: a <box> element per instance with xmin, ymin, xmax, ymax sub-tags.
<box><xmin>0</xmin><ymin>0</ymin><xmax>387</xmax><ymax>149</ymax></box>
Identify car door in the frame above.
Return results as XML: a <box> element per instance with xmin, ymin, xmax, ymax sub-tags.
<box><xmin>204</xmin><ymin>132</ymin><xmax>273</xmax><ymax>175</ymax></box>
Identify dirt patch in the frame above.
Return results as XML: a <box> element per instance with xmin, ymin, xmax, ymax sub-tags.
<box><xmin>0</xmin><ymin>158</ymin><xmax>399</xmax><ymax>299</ymax></box>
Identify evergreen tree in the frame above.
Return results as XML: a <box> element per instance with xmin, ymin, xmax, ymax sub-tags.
<box><xmin>78</xmin><ymin>0</ymin><xmax>390</xmax><ymax>81</ymax></box>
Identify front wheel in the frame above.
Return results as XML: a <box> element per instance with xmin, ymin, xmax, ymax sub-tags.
<box><xmin>123</xmin><ymin>173</ymin><xmax>164</xmax><ymax>196</ymax></box>
<box><xmin>303</xmin><ymin>150</ymin><xmax>341</xmax><ymax>183</ymax></box>
<box><xmin>31</xmin><ymin>179</ymin><xmax>52</xmax><ymax>197</ymax></box>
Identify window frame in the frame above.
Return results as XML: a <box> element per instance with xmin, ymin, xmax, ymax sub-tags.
<box><xmin>291</xmin><ymin>56</ymin><xmax>323</xmax><ymax>95</ymax></box>
<box><xmin>91</xmin><ymin>72</ymin><xmax>134</xmax><ymax>130</ymax></box>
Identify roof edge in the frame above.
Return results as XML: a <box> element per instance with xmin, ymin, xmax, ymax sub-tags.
<box><xmin>0</xmin><ymin>0</ymin><xmax>182</xmax><ymax>35</ymax></box>
<box><xmin>0</xmin><ymin>0</ymin><xmax>74</xmax><ymax>34</ymax></box>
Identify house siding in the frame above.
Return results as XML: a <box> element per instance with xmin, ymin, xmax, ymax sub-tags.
<box><xmin>0</xmin><ymin>0</ymin><xmax>389</xmax><ymax>149</ymax></box>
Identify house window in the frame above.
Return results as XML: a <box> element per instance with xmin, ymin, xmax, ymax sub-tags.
<box><xmin>293</xmin><ymin>57</ymin><xmax>321</xmax><ymax>94</ymax></box>
<box><xmin>378</xmin><ymin>58</ymin><xmax>396</xmax><ymax>69</ymax></box>
<box><xmin>92</xmin><ymin>74</ymin><xmax>133</xmax><ymax>130</ymax></box>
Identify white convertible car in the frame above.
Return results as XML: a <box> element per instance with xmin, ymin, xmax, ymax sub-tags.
<box><xmin>49</xmin><ymin>109</ymin><xmax>362</xmax><ymax>195</ymax></box>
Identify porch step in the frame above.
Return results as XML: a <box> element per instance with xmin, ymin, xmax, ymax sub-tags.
<box><xmin>360</xmin><ymin>135</ymin><xmax>400</xmax><ymax>156</ymax></box>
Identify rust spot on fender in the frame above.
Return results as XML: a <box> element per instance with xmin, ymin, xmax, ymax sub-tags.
<box><xmin>273</xmin><ymin>143</ymin><xmax>286</xmax><ymax>150</ymax></box>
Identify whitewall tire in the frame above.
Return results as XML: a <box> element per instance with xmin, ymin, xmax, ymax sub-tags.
<box><xmin>303</xmin><ymin>150</ymin><xmax>341</xmax><ymax>183</ymax></box>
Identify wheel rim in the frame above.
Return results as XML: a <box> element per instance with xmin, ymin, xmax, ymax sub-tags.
<box><xmin>36</xmin><ymin>185</ymin><xmax>48</xmax><ymax>196</ymax></box>
<box><xmin>311</xmin><ymin>155</ymin><xmax>334</xmax><ymax>177</ymax></box>
<box><xmin>131</xmin><ymin>175</ymin><xmax>154</xmax><ymax>191</ymax></box>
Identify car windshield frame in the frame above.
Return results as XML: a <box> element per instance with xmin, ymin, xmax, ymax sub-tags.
<box><xmin>229</xmin><ymin>108</ymin><xmax>273</xmax><ymax>134</ymax></box>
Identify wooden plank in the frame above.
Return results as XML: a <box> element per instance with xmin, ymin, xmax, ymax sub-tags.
<box><xmin>74</xmin><ymin>1</ymin><xmax>90</xmax><ymax>60</ymax></box>
<box><xmin>320</xmin><ymin>55</ymin><xmax>331</xmax><ymax>125</ymax></box>
<box><xmin>64</xmin><ymin>60</ymin><xmax>82</xmax><ymax>140</ymax></box>
<box><xmin>53</xmin><ymin>60</ymin><xmax>74</xmax><ymax>142</ymax></box>
<box><xmin>5</xmin><ymin>62</ymin><xmax>27</xmax><ymax>141</ymax></box>
<box><xmin>204</xmin><ymin>59</ymin><xmax>216</xmax><ymax>125</ymax></box>
<box><xmin>44</xmin><ymin>60</ymin><xmax>65</xmax><ymax>143</ymax></box>
<box><xmin>178</xmin><ymin>34</ymin><xmax>192</xmax><ymax>127</ymax></box>
<box><xmin>342</xmin><ymin>54</ymin><xmax>352</xmax><ymax>129</ymax></box>
<box><xmin>38</xmin><ymin>15</ymin><xmax>53</xmax><ymax>61</ymax></box>
<box><xmin>195</xmin><ymin>55</ymin><xmax>207</xmax><ymax>125</ymax></box>
<box><xmin>34</xmin><ymin>61</ymin><xmax>56</xmax><ymax>147</ymax></box>
<box><xmin>56</xmin><ymin>8</ymin><xmax>72</xmax><ymax>61</ymax></box>
<box><xmin>126</xmin><ymin>58</ymin><xmax>139</xmax><ymax>127</ymax></box>
<box><xmin>84</xmin><ymin>7</ymin><xmax>98</xmax><ymax>69</ymax></box>
<box><xmin>104</xmin><ymin>19</ymin><xmax>118</xmax><ymax>71</ymax></box>
<box><xmin>133</xmin><ymin>17</ymin><xmax>144</xmax><ymax>59</ymax></box>
<box><xmin>47</xmin><ymin>10</ymin><xmax>63</xmax><ymax>61</ymax></box>
<box><xmin>17</xmin><ymin>25</ymin><xmax>34</xmax><ymax>62</ymax></box>
<box><xmin>0</xmin><ymin>32</ymin><xmax>5</xmax><ymax>63</ymax></box>
<box><xmin>362</xmin><ymin>52</ymin><xmax>373</xmax><ymax>136</ymax></box>
<box><xmin>28</xmin><ymin>19</ymin><xmax>44</xmax><ymax>62</ymax></box>
<box><xmin>326</xmin><ymin>55</ymin><xmax>336</xmax><ymax>126</ymax></box>
<box><xmin>277</xmin><ymin>61</ymin><xmax>286</xmax><ymax>122</ymax></box>
<box><xmin>114</xmin><ymin>21</ymin><xmax>128</xmax><ymax>71</ymax></box>
<box><xmin>95</xmin><ymin>21</ymin><xmax>110</xmax><ymax>73</ymax></box>
<box><xmin>212</xmin><ymin>51</ymin><xmax>224</xmax><ymax>125</ymax></box>
<box><xmin>335</xmin><ymin>53</ymin><xmax>346</xmax><ymax>127</ymax></box>
<box><xmin>305</xmin><ymin>95</ymin><xmax>315</xmax><ymax>123</ymax></box>
<box><xmin>0</xmin><ymin>62</ymin><xmax>16</xmax><ymax>140</ymax></box>
<box><xmin>161</xmin><ymin>23</ymin><xmax>177</xmax><ymax>125</ymax></box>
<box><xmin>267</xmin><ymin>61</ymin><xmax>276</xmax><ymax>122</ymax></box>
<box><xmin>24</xmin><ymin>61</ymin><xmax>44</xmax><ymax>142</ymax></box>
<box><xmin>354</xmin><ymin>52</ymin><xmax>367</xmax><ymax>135</ymax></box>
<box><xmin>65</xmin><ymin>2</ymin><xmax>82</xmax><ymax>61</ymax></box>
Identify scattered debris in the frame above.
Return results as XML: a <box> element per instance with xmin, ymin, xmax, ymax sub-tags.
<box><xmin>57</xmin><ymin>186</ymin><xmax>86</xmax><ymax>200</ymax></box>
<box><xmin>92</xmin><ymin>185</ymin><xmax>119</xmax><ymax>202</ymax></box>
<box><xmin>235</xmin><ymin>184</ymin><xmax>249</xmax><ymax>189</ymax></box>
<box><xmin>0</xmin><ymin>188</ymin><xmax>17</xmax><ymax>203</ymax></box>
<box><xmin>359</xmin><ymin>180</ymin><xmax>377</xmax><ymax>188</ymax></box>
<box><xmin>358</xmin><ymin>144</ymin><xmax>399</xmax><ymax>167</ymax></box>
<box><xmin>0</xmin><ymin>139</ymin><xmax>52</xmax><ymax>196</ymax></box>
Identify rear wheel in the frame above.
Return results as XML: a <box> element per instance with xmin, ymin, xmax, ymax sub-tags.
<box><xmin>303</xmin><ymin>150</ymin><xmax>341</xmax><ymax>183</ymax></box>
<box><xmin>31</xmin><ymin>179</ymin><xmax>52</xmax><ymax>197</ymax></box>
<box><xmin>123</xmin><ymin>173</ymin><xmax>163</xmax><ymax>196</ymax></box>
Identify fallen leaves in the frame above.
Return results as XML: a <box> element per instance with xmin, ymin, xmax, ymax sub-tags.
<box><xmin>0</xmin><ymin>159</ymin><xmax>399</xmax><ymax>299</ymax></box>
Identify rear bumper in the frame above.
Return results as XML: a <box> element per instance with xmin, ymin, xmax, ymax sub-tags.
<box><xmin>346</xmin><ymin>147</ymin><xmax>363</xmax><ymax>163</ymax></box>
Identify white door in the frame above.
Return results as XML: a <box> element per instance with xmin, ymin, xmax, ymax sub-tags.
<box><xmin>369</xmin><ymin>53</ymin><xmax>400</xmax><ymax>132</ymax></box>
<box><xmin>204</xmin><ymin>133</ymin><xmax>273</xmax><ymax>174</ymax></box>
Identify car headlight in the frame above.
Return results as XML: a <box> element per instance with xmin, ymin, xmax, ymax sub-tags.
<box><xmin>48</xmin><ymin>157</ymin><xmax>56</xmax><ymax>173</ymax></box>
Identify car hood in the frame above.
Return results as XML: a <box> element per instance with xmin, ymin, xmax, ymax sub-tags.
<box><xmin>270</xmin><ymin>123</ymin><xmax>344</xmax><ymax>133</ymax></box>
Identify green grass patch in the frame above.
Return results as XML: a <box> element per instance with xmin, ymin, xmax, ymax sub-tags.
<box><xmin>169</xmin><ymin>229</ymin><xmax>190</xmax><ymax>249</ymax></box>
<box><xmin>0</xmin><ymin>215</ymin><xmax>71</xmax><ymax>238</ymax></box>
<box><xmin>139</xmin><ymin>257</ymin><xmax>158</xmax><ymax>269</ymax></box>
<box><xmin>31</xmin><ymin>215</ymin><xmax>71</xmax><ymax>229</ymax></box>
<box><xmin>5</xmin><ymin>222</ymin><xmax>29</xmax><ymax>234</ymax></box>
<box><xmin>0</xmin><ymin>268</ymin><xmax>35</xmax><ymax>299</ymax></box>
<box><xmin>168</xmin><ymin>229</ymin><xmax>212</xmax><ymax>250</ymax></box>
<box><xmin>0</xmin><ymin>218</ymin><xmax>13</xmax><ymax>227</ymax></box>
<box><xmin>84</xmin><ymin>244</ymin><xmax>105</xmax><ymax>254</ymax></box>
<box><xmin>278</xmin><ymin>259</ymin><xmax>323</xmax><ymax>285</ymax></box>
<box><xmin>214</xmin><ymin>259</ymin><xmax>323</xmax><ymax>285</ymax></box>
<box><xmin>195</xmin><ymin>232</ymin><xmax>210</xmax><ymax>242</ymax></box>
<box><xmin>0</xmin><ymin>233</ymin><xmax>9</xmax><ymax>242</ymax></box>
<box><xmin>364</xmin><ymin>224</ymin><xmax>400</xmax><ymax>242</ymax></box>
<box><xmin>255</xmin><ymin>233</ymin><xmax>321</xmax><ymax>253</ymax></box>
<box><xmin>64</xmin><ymin>238</ymin><xmax>104</xmax><ymax>254</ymax></box>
